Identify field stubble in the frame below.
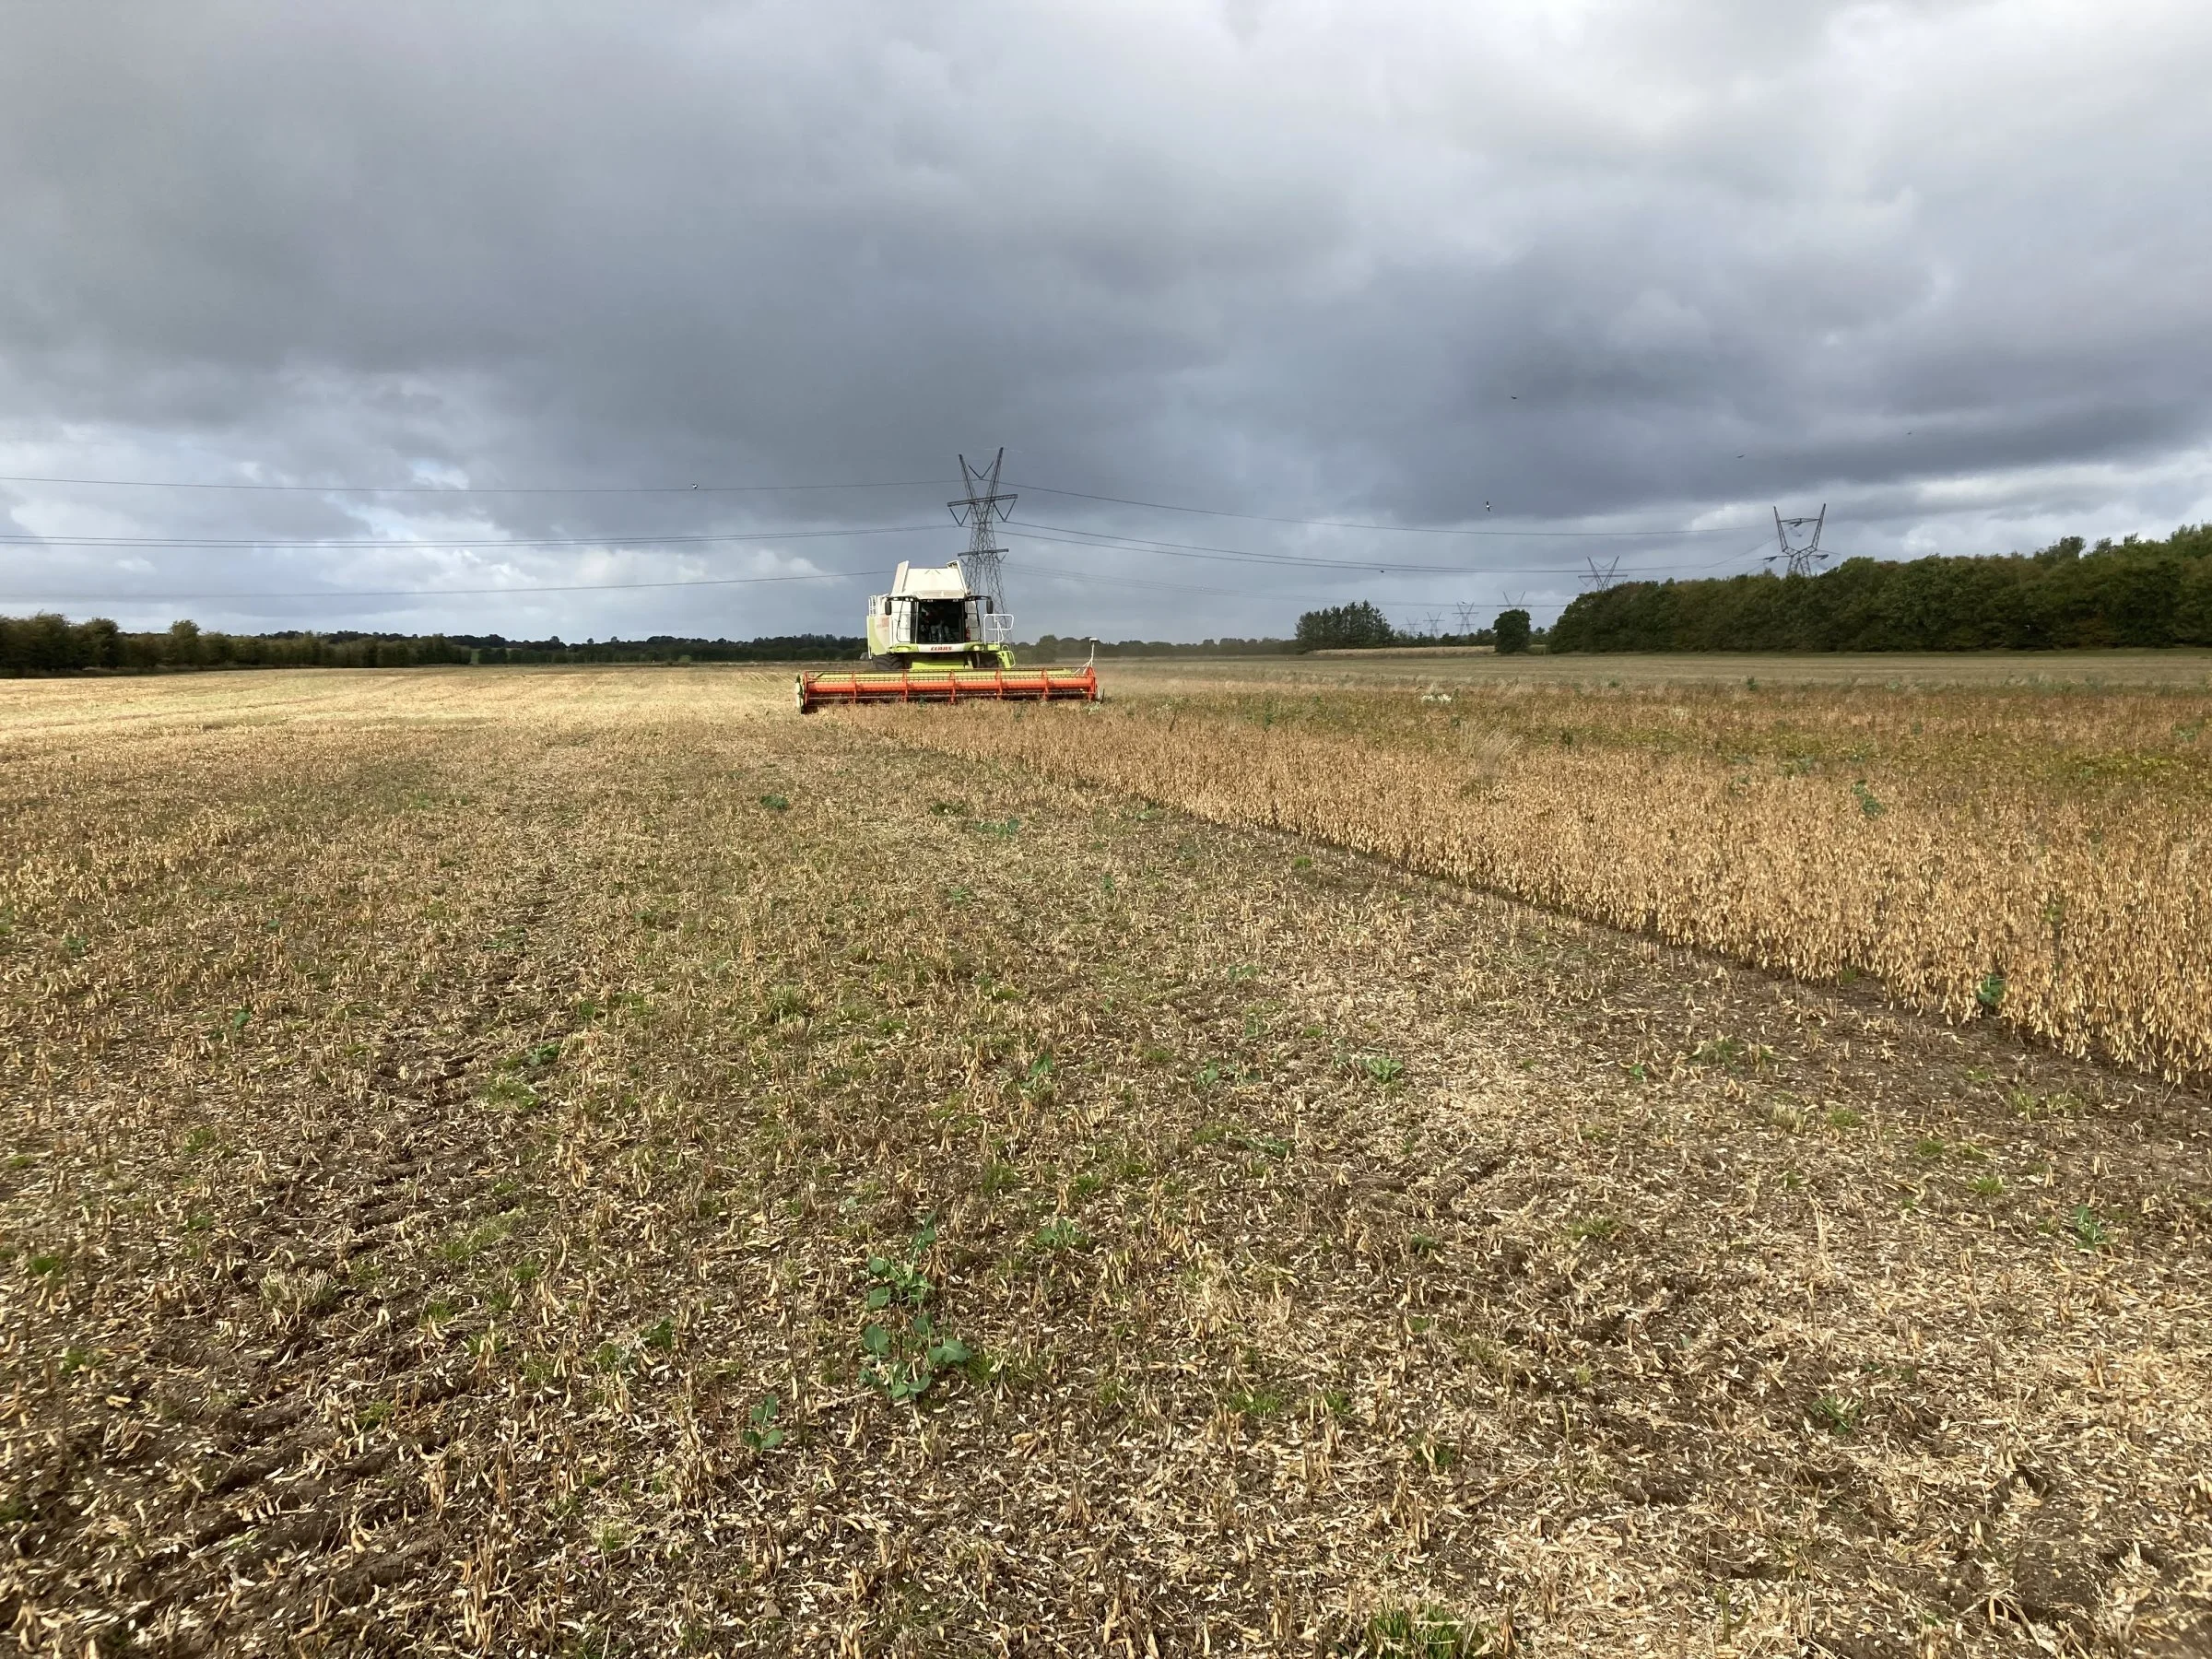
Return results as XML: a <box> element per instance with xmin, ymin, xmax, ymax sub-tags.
<box><xmin>0</xmin><ymin>665</ymin><xmax>2206</xmax><ymax>1657</ymax></box>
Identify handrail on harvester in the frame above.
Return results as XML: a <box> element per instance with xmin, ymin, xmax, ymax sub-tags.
<box><xmin>794</xmin><ymin>663</ymin><xmax>1100</xmax><ymax>713</ymax></box>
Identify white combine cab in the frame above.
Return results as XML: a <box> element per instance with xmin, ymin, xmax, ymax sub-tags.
<box><xmin>865</xmin><ymin>561</ymin><xmax>1013</xmax><ymax>671</ymax></box>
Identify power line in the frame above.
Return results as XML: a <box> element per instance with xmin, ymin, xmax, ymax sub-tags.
<box><xmin>1007</xmin><ymin>522</ymin><xmax>1769</xmax><ymax>578</ymax></box>
<box><xmin>0</xmin><ymin>569</ymin><xmax>877</xmax><ymax>605</ymax></box>
<box><xmin>2</xmin><ymin>464</ymin><xmax>1750</xmax><ymax>539</ymax></box>
<box><xmin>2</xmin><ymin>529</ymin><xmax>1773</xmax><ymax>604</ymax></box>
<box><xmin>0</xmin><ymin>473</ymin><xmax>950</xmax><ymax>496</ymax></box>
<box><xmin>0</xmin><ymin>523</ymin><xmax>944</xmax><ymax>551</ymax></box>
<box><xmin>1</xmin><ymin>535</ymin><xmax>1783</xmax><ymax>615</ymax></box>
<box><xmin>1009</xmin><ymin>480</ymin><xmax>1736</xmax><ymax>537</ymax></box>
<box><xmin>0</xmin><ymin>509</ymin><xmax>1781</xmax><ymax>577</ymax></box>
<box><xmin>0</xmin><ymin>558</ymin><xmax>1339</xmax><ymax>611</ymax></box>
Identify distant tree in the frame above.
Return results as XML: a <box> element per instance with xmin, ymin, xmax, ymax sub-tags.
<box><xmin>1295</xmin><ymin>601</ymin><xmax>1395</xmax><ymax>652</ymax></box>
<box><xmin>1547</xmin><ymin>524</ymin><xmax>2212</xmax><ymax>653</ymax></box>
<box><xmin>1493</xmin><ymin>608</ymin><xmax>1532</xmax><ymax>654</ymax></box>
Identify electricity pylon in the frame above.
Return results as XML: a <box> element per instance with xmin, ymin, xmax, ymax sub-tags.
<box><xmin>1765</xmin><ymin>505</ymin><xmax>1828</xmax><ymax>576</ymax></box>
<box><xmin>949</xmin><ymin>449</ymin><xmax>1016</xmax><ymax>641</ymax></box>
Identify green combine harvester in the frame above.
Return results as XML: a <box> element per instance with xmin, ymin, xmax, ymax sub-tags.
<box><xmin>795</xmin><ymin>450</ymin><xmax>1100</xmax><ymax>712</ymax></box>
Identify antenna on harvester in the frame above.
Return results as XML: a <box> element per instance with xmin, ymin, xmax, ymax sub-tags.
<box><xmin>1582</xmin><ymin>555</ymin><xmax>1622</xmax><ymax>592</ymax></box>
<box><xmin>950</xmin><ymin>448</ymin><xmax>1017</xmax><ymax>645</ymax></box>
<box><xmin>1765</xmin><ymin>504</ymin><xmax>1828</xmax><ymax>576</ymax></box>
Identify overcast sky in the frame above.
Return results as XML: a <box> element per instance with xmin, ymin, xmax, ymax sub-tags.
<box><xmin>3</xmin><ymin>0</ymin><xmax>2208</xmax><ymax>641</ymax></box>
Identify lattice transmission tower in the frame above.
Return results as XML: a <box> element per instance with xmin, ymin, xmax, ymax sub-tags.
<box><xmin>1582</xmin><ymin>555</ymin><xmax>1622</xmax><ymax>592</ymax></box>
<box><xmin>949</xmin><ymin>449</ymin><xmax>1017</xmax><ymax>644</ymax></box>
<box><xmin>1766</xmin><ymin>505</ymin><xmax>1829</xmax><ymax>576</ymax></box>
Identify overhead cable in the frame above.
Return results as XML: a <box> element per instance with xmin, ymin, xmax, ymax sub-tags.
<box><xmin>3</xmin><ymin>464</ymin><xmax>1750</xmax><ymax>539</ymax></box>
<box><xmin>0</xmin><ymin>473</ymin><xmax>949</xmax><ymax>496</ymax></box>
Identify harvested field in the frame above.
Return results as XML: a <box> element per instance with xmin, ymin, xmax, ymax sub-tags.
<box><xmin>2</xmin><ymin>665</ymin><xmax>2207</xmax><ymax>1657</ymax></box>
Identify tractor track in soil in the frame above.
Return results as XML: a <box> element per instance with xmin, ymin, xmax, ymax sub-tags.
<box><xmin>5</xmin><ymin>794</ymin><xmax>571</xmax><ymax>1653</ymax></box>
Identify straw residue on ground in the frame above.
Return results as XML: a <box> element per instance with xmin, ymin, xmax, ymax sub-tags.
<box><xmin>1</xmin><ymin>667</ymin><xmax>2206</xmax><ymax>1656</ymax></box>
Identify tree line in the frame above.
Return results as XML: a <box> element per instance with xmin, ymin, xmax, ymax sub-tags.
<box><xmin>1029</xmin><ymin>634</ymin><xmax>1293</xmax><ymax>661</ymax></box>
<box><xmin>1549</xmin><ymin>525</ymin><xmax>2212</xmax><ymax>653</ymax></box>
<box><xmin>1291</xmin><ymin>601</ymin><xmax>1534</xmax><ymax>653</ymax></box>
<box><xmin>0</xmin><ymin>616</ymin><xmax>872</xmax><ymax>676</ymax></box>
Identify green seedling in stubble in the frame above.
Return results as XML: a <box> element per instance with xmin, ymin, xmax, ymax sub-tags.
<box><xmin>860</xmin><ymin>1218</ymin><xmax>970</xmax><ymax>1403</ymax></box>
<box><xmin>2071</xmin><ymin>1206</ymin><xmax>2109</xmax><ymax>1251</ymax></box>
<box><xmin>1032</xmin><ymin>1218</ymin><xmax>1088</xmax><ymax>1253</ymax></box>
<box><xmin>1359</xmin><ymin>1606</ymin><xmax>1483</xmax><ymax>1659</ymax></box>
<box><xmin>590</xmin><ymin>1341</ymin><xmax>631</xmax><ymax>1374</ymax></box>
<box><xmin>1225</xmin><ymin>1386</ymin><xmax>1285</xmax><ymax>1418</ymax></box>
<box><xmin>1359</xmin><ymin>1053</ymin><xmax>1405</xmax><ymax>1086</ymax></box>
<box><xmin>1810</xmin><ymin>1394</ymin><xmax>1860</xmax><ymax>1437</ymax></box>
<box><xmin>742</xmin><ymin>1394</ymin><xmax>786</xmax><ymax>1453</ymax></box>
<box><xmin>758</xmin><ymin>794</ymin><xmax>790</xmax><ymax>812</ymax></box>
<box><xmin>1411</xmin><ymin>1436</ymin><xmax>1460</xmax><ymax>1473</ymax></box>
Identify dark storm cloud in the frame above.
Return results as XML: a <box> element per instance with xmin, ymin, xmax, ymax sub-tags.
<box><xmin>1</xmin><ymin>0</ymin><xmax>2207</xmax><ymax>638</ymax></box>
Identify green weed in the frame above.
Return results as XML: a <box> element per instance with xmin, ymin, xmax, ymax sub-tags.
<box><xmin>1351</xmin><ymin>1606</ymin><xmax>1486</xmax><ymax>1658</ymax></box>
<box><xmin>1810</xmin><ymin>1394</ymin><xmax>1859</xmax><ymax>1437</ymax></box>
<box><xmin>1359</xmin><ymin>1053</ymin><xmax>1405</xmax><ymax>1086</ymax></box>
<box><xmin>861</xmin><ymin>1219</ymin><xmax>969</xmax><ymax>1403</ymax></box>
<box><xmin>742</xmin><ymin>1394</ymin><xmax>786</xmax><ymax>1453</ymax></box>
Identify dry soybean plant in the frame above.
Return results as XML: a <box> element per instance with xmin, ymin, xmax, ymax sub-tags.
<box><xmin>853</xmin><ymin>677</ymin><xmax>2212</xmax><ymax>1084</ymax></box>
